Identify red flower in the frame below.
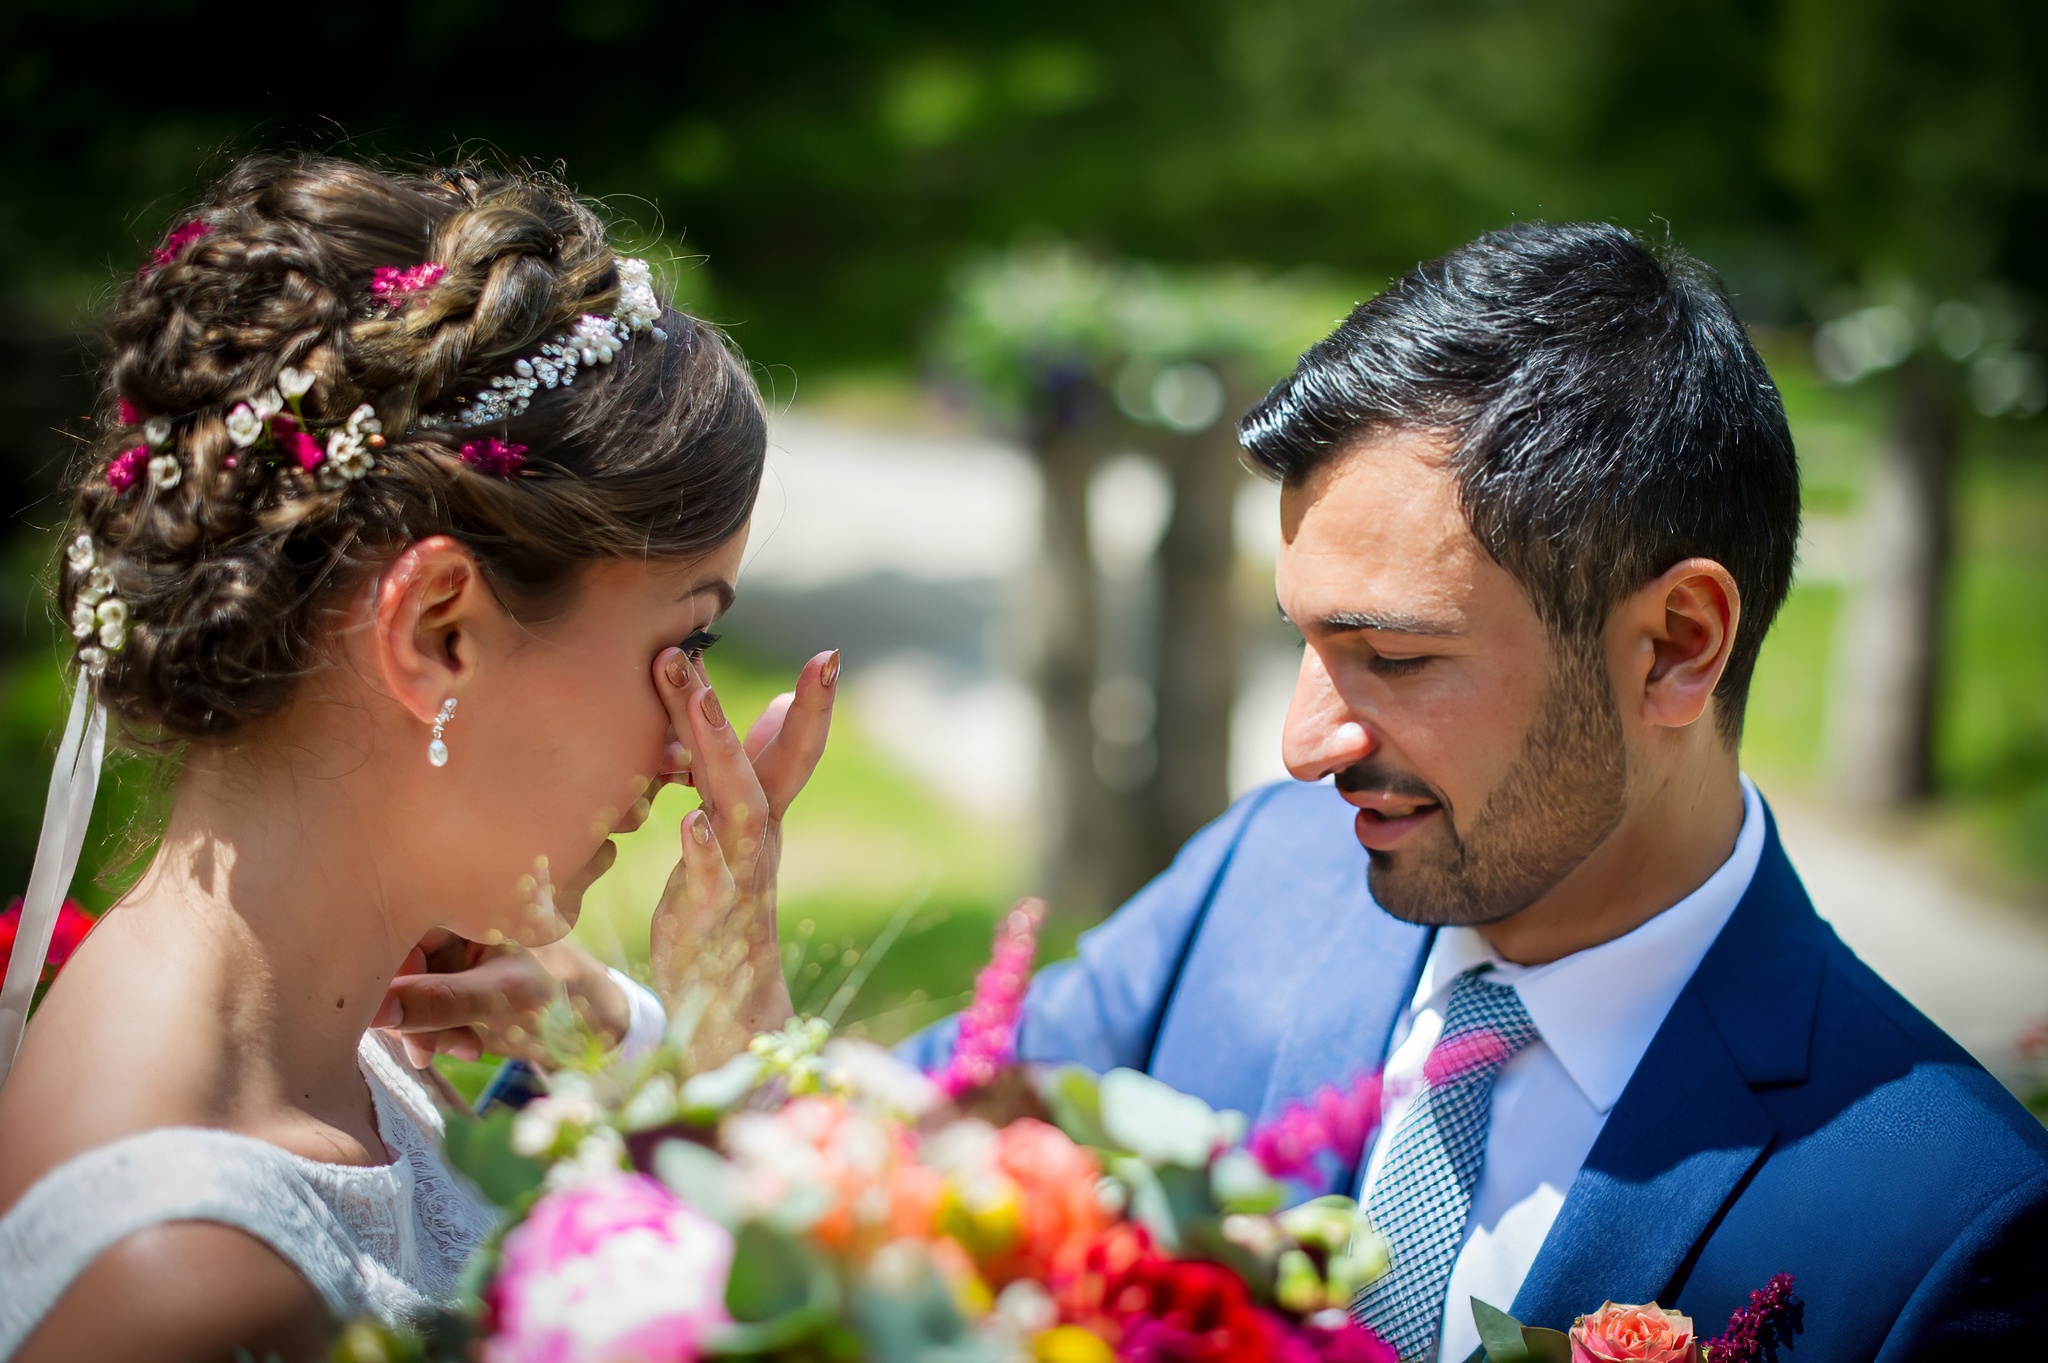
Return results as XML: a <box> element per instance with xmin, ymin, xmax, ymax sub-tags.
<box><xmin>0</xmin><ymin>897</ymin><xmax>97</xmax><ymax>982</ymax></box>
<box><xmin>146</xmin><ymin>219</ymin><xmax>212</xmax><ymax>272</ymax></box>
<box><xmin>106</xmin><ymin>447</ymin><xmax>148</xmax><ymax>491</ymax></box>
<box><xmin>269</xmin><ymin>414</ymin><xmax>323</xmax><ymax>472</ymax></box>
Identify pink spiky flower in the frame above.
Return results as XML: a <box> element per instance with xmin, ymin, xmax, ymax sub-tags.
<box><xmin>1706</xmin><ymin>1272</ymin><xmax>1798</xmax><ymax>1363</ymax></box>
<box><xmin>460</xmin><ymin>438</ymin><xmax>528</xmax><ymax>477</ymax></box>
<box><xmin>371</xmin><ymin>261</ymin><xmax>447</xmax><ymax>304</ymax></box>
<box><xmin>935</xmin><ymin>899</ymin><xmax>1046</xmax><ymax>1097</ymax></box>
<box><xmin>1248</xmin><ymin>1069</ymin><xmax>1384</xmax><ymax>1182</ymax></box>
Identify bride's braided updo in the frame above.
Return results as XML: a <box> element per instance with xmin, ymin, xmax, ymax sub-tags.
<box><xmin>61</xmin><ymin>154</ymin><xmax>765</xmax><ymax>743</ymax></box>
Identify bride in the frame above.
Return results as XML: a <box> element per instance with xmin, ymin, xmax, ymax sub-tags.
<box><xmin>0</xmin><ymin>155</ymin><xmax>835</xmax><ymax>1360</ymax></box>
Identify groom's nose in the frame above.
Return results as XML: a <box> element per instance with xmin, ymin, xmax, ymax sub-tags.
<box><xmin>1283</xmin><ymin>646</ymin><xmax>1377</xmax><ymax>781</ymax></box>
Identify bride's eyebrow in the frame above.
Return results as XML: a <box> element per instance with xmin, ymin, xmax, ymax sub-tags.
<box><xmin>679</xmin><ymin>579</ymin><xmax>737</xmax><ymax>616</ymax></box>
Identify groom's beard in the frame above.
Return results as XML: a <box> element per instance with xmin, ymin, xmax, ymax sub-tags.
<box><xmin>1344</xmin><ymin>643</ymin><xmax>1627</xmax><ymax>927</ymax></box>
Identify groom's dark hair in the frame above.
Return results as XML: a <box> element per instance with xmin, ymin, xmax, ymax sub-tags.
<box><xmin>1241</xmin><ymin>220</ymin><xmax>1798</xmax><ymax>743</ymax></box>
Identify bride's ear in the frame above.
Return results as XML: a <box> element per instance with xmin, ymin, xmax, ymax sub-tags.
<box><xmin>369</xmin><ymin>536</ymin><xmax>494</xmax><ymax>726</ymax></box>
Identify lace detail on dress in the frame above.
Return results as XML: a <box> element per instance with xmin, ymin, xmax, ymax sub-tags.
<box><xmin>0</xmin><ymin>1033</ymin><xmax>498</xmax><ymax>1358</ymax></box>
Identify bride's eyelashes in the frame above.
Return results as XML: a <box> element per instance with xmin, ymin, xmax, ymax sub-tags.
<box><xmin>681</xmin><ymin>628</ymin><xmax>722</xmax><ymax>661</ymax></box>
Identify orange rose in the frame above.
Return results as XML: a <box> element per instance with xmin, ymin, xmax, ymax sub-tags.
<box><xmin>1570</xmin><ymin>1302</ymin><xmax>1700</xmax><ymax>1363</ymax></box>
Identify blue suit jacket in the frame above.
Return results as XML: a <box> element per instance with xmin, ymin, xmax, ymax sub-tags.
<box><xmin>905</xmin><ymin>781</ymin><xmax>2048</xmax><ymax>1360</ymax></box>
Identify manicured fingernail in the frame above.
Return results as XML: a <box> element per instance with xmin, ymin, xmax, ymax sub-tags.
<box><xmin>373</xmin><ymin>996</ymin><xmax>402</xmax><ymax>1028</ymax></box>
<box><xmin>663</xmin><ymin>649</ymin><xmax>689</xmax><ymax>689</ymax></box>
<box><xmin>821</xmin><ymin>650</ymin><xmax>841</xmax><ymax>688</ymax></box>
<box><xmin>700</xmin><ymin>687</ymin><xmax>726</xmax><ymax>729</ymax></box>
<box><xmin>689</xmin><ymin>810</ymin><xmax>713</xmax><ymax>845</ymax></box>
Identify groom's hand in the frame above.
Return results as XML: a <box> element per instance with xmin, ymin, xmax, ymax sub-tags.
<box><xmin>650</xmin><ymin>646</ymin><xmax>838</xmax><ymax>1068</ymax></box>
<box><xmin>374</xmin><ymin>931</ymin><xmax>631</xmax><ymax>1067</ymax></box>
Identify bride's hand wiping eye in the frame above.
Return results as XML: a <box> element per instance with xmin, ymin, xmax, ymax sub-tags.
<box><xmin>648</xmin><ymin>645</ymin><xmax>839</xmax><ymax>1069</ymax></box>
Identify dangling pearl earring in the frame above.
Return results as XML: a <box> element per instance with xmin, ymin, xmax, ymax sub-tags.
<box><xmin>428</xmin><ymin>698</ymin><xmax>457</xmax><ymax>767</ymax></box>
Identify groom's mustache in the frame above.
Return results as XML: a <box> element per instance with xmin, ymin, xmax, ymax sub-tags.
<box><xmin>1334</xmin><ymin>762</ymin><xmax>1442</xmax><ymax>808</ymax></box>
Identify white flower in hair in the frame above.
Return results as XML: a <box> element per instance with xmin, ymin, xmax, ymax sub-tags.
<box><xmin>225</xmin><ymin>403</ymin><xmax>262</xmax><ymax>447</ymax></box>
<box><xmin>78</xmin><ymin>645</ymin><xmax>108</xmax><ymax>676</ymax></box>
<box><xmin>66</xmin><ymin>534</ymin><xmax>95</xmax><ymax>572</ymax></box>
<box><xmin>277</xmin><ymin>367</ymin><xmax>315</xmax><ymax>400</ymax></box>
<box><xmin>147</xmin><ymin>454</ymin><xmax>181</xmax><ymax>491</ymax></box>
<box><xmin>79</xmin><ymin>567</ymin><xmax>115</xmax><ymax>608</ymax></box>
<box><xmin>251</xmin><ymin>388</ymin><xmax>285</xmax><ymax>420</ymax></box>
<box><xmin>142</xmin><ymin>416</ymin><xmax>173</xmax><ymax>448</ymax></box>
<box><xmin>70</xmin><ymin>601</ymin><xmax>96</xmax><ymax>641</ymax></box>
<box><xmin>95</xmin><ymin>598</ymin><xmax>127</xmax><ymax>651</ymax></box>
<box><xmin>344</xmin><ymin>403</ymin><xmax>382</xmax><ymax>437</ymax></box>
<box><xmin>320</xmin><ymin>430</ymin><xmax>374</xmax><ymax>489</ymax></box>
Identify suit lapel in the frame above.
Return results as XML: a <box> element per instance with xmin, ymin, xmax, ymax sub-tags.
<box><xmin>1508</xmin><ymin>987</ymin><xmax>1773</xmax><ymax>1324</ymax></box>
<box><xmin>1258</xmin><ymin>907</ymin><xmax>1431</xmax><ymax>1193</ymax></box>
<box><xmin>1510</xmin><ymin>811</ymin><xmax>1825</xmax><ymax>1324</ymax></box>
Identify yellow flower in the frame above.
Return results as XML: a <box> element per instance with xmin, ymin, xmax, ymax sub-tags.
<box><xmin>1034</xmin><ymin>1324</ymin><xmax>1117</xmax><ymax>1363</ymax></box>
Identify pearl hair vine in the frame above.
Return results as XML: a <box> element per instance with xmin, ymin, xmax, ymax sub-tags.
<box><xmin>414</xmin><ymin>257</ymin><xmax>667</xmax><ymax>431</ymax></box>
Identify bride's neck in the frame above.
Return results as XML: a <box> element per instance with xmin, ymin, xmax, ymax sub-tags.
<box><xmin>134</xmin><ymin>734</ymin><xmax>425</xmax><ymax>1100</ymax></box>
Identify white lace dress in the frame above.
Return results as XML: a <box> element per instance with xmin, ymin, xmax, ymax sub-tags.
<box><xmin>0</xmin><ymin>1032</ymin><xmax>499</xmax><ymax>1356</ymax></box>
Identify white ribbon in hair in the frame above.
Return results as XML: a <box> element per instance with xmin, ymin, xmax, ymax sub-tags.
<box><xmin>0</xmin><ymin>679</ymin><xmax>107</xmax><ymax>1090</ymax></box>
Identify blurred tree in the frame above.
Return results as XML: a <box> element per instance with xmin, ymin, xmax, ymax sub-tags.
<box><xmin>935</xmin><ymin>247</ymin><xmax>1344</xmax><ymax>914</ymax></box>
<box><xmin>1769</xmin><ymin>0</ymin><xmax>2048</xmax><ymax>805</ymax></box>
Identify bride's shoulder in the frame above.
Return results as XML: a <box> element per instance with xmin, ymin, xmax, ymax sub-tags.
<box><xmin>0</xmin><ymin>937</ymin><xmax>229</xmax><ymax>1216</ymax></box>
<box><xmin>12</xmin><ymin>1219</ymin><xmax>329</xmax><ymax>1363</ymax></box>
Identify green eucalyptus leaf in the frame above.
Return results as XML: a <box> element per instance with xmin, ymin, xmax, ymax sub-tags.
<box><xmin>1521</xmin><ymin>1326</ymin><xmax>1572</xmax><ymax>1362</ymax></box>
<box><xmin>1472</xmin><ymin>1297</ymin><xmax>1534</xmax><ymax>1363</ymax></box>
<box><xmin>440</xmin><ymin>1109</ymin><xmax>544</xmax><ymax>1210</ymax></box>
<box><xmin>1040</xmin><ymin>1065</ymin><xmax>1118</xmax><ymax>1151</ymax></box>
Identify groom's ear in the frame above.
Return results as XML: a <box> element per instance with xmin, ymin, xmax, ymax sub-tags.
<box><xmin>368</xmin><ymin>536</ymin><xmax>495</xmax><ymax>726</ymax></box>
<box><xmin>1617</xmin><ymin>556</ymin><xmax>1742</xmax><ymax>735</ymax></box>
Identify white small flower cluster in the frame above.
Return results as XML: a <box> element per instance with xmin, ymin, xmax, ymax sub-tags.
<box><xmin>320</xmin><ymin>403</ymin><xmax>381</xmax><ymax>489</ymax></box>
<box><xmin>417</xmin><ymin>256</ymin><xmax>668</xmax><ymax>431</ymax></box>
<box><xmin>65</xmin><ymin>533</ymin><xmax>127</xmax><ymax>674</ymax></box>
<box><xmin>224</xmin><ymin>387</ymin><xmax>284</xmax><ymax>447</ymax></box>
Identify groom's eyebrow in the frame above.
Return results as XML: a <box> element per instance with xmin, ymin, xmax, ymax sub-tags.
<box><xmin>1279</xmin><ymin>601</ymin><xmax>1461</xmax><ymax>637</ymax></box>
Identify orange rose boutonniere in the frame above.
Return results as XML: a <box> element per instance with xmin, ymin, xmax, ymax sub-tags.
<box><xmin>1570</xmin><ymin>1301</ymin><xmax>1699</xmax><ymax>1363</ymax></box>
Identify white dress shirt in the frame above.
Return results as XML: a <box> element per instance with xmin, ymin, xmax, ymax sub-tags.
<box><xmin>1357</xmin><ymin>775</ymin><xmax>1765</xmax><ymax>1363</ymax></box>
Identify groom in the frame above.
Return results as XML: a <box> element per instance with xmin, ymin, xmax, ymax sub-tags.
<box><xmin>904</xmin><ymin>222</ymin><xmax>2048</xmax><ymax>1360</ymax></box>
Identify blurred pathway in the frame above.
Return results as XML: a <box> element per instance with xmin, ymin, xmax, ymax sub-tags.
<box><xmin>1772</xmin><ymin>800</ymin><xmax>2048</xmax><ymax>1091</ymax></box>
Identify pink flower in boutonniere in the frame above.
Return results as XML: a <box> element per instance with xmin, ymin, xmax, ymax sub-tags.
<box><xmin>1570</xmin><ymin>1301</ymin><xmax>1700</xmax><ymax>1363</ymax></box>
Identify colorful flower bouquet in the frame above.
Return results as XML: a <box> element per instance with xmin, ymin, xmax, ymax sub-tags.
<box><xmin>337</xmin><ymin>906</ymin><xmax>1401</xmax><ymax>1363</ymax></box>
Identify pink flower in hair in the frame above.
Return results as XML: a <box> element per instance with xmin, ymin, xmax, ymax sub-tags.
<box><xmin>460</xmin><ymin>438</ymin><xmax>528</xmax><ymax>477</ymax></box>
<box><xmin>280</xmin><ymin>430</ymin><xmax>324</xmax><ymax>471</ymax></box>
<box><xmin>370</xmin><ymin>261</ymin><xmax>447</xmax><ymax>303</ymax></box>
<box><xmin>106</xmin><ymin>447</ymin><xmax>148</xmax><ymax>491</ymax></box>
<box><xmin>116</xmin><ymin>398</ymin><xmax>141</xmax><ymax>427</ymax></box>
<box><xmin>147</xmin><ymin>219</ymin><xmax>211</xmax><ymax>272</ymax></box>
<box><xmin>934</xmin><ymin>899</ymin><xmax>1046</xmax><ymax>1097</ymax></box>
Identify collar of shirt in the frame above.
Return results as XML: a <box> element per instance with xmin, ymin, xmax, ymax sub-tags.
<box><xmin>1405</xmin><ymin>774</ymin><xmax>1766</xmax><ymax>1115</ymax></box>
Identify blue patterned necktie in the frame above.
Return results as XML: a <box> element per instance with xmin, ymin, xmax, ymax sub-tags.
<box><xmin>1352</xmin><ymin>967</ymin><xmax>1539</xmax><ymax>1362</ymax></box>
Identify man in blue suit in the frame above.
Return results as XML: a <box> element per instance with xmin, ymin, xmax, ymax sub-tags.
<box><xmin>909</xmin><ymin>222</ymin><xmax>2048</xmax><ymax>1360</ymax></box>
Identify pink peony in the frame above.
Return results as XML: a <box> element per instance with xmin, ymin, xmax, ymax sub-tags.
<box><xmin>484</xmin><ymin>1172</ymin><xmax>733</xmax><ymax>1363</ymax></box>
<box><xmin>1570</xmin><ymin>1301</ymin><xmax>1700</xmax><ymax>1363</ymax></box>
